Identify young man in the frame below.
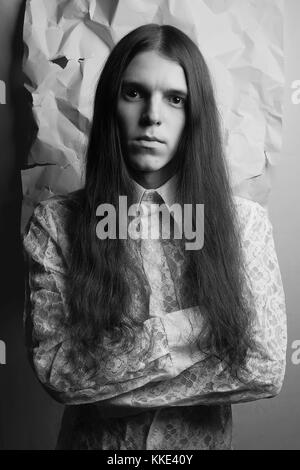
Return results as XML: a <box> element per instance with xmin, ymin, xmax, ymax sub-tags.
<box><xmin>23</xmin><ymin>24</ymin><xmax>287</xmax><ymax>450</ymax></box>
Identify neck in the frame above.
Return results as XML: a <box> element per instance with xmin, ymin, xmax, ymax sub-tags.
<box><xmin>128</xmin><ymin>160</ymin><xmax>177</xmax><ymax>189</ymax></box>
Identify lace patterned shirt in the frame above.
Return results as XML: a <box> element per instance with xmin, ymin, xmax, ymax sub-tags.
<box><xmin>23</xmin><ymin>182</ymin><xmax>287</xmax><ymax>450</ymax></box>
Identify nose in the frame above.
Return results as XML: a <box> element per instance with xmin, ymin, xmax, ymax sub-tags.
<box><xmin>140</xmin><ymin>95</ymin><xmax>162</xmax><ymax>126</ymax></box>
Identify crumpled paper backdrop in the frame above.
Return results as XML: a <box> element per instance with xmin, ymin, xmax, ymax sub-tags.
<box><xmin>21</xmin><ymin>0</ymin><xmax>284</xmax><ymax>230</ymax></box>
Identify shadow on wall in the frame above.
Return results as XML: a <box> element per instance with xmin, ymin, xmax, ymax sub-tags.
<box><xmin>0</xmin><ymin>0</ymin><xmax>63</xmax><ymax>450</ymax></box>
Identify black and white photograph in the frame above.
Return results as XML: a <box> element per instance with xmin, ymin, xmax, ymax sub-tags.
<box><xmin>0</xmin><ymin>0</ymin><xmax>299</xmax><ymax>452</ymax></box>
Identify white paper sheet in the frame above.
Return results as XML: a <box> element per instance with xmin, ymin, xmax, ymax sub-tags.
<box><xmin>21</xmin><ymin>0</ymin><xmax>284</xmax><ymax>228</ymax></box>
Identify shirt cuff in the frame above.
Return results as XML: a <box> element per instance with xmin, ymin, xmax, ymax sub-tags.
<box><xmin>161</xmin><ymin>307</ymin><xmax>206</xmax><ymax>376</ymax></box>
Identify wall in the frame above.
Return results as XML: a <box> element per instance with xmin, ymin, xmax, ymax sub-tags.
<box><xmin>233</xmin><ymin>0</ymin><xmax>300</xmax><ymax>449</ymax></box>
<box><xmin>0</xmin><ymin>0</ymin><xmax>299</xmax><ymax>449</ymax></box>
<box><xmin>0</xmin><ymin>0</ymin><xmax>64</xmax><ymax>450</ymax></box>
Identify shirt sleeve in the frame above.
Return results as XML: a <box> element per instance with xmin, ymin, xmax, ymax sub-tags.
<box><xmin>103</xmin><ymin>198</ymin><xmax>287</xmax><ymax>409</ymax></box>
<box><xmin>23</xmin><ymin>200</ymin><xmax>204</xmax><ymax>405</ymax></box>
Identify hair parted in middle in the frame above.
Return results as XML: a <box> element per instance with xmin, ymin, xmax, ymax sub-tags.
<box><xmin>64</xmin><ymin>23</ymin><xmax>256</xmax><ymax>375</ymax></box>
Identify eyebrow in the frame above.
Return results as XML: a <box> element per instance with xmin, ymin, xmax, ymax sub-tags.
<box><xmin>121</xmin><ymin>80</ymin><xmax>188</xmax><ymax>97</ymax></box>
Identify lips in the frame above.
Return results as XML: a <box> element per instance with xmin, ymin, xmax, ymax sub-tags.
<box><xmin>135</xmin><ymin>135</ymin><xmax>165</xmax><ymax>143</ymax></box>
<box><xmin>133</xmin><ymin>139</ymin><xmax>164</xmax><ymax>149</ymax></box>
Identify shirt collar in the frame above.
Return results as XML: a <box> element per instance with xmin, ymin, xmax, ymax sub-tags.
<box><xmin>131</xmin><ymin>173</ymin><xmax>178</xmax><ymax>208</ymax></box>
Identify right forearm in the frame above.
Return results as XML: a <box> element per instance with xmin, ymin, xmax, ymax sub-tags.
<box><xmin>30</xmin><ymin>302</ymin><xmax>205</xmax><ymax>406</ymax></box>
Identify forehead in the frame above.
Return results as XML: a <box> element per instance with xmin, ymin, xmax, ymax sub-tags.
<box><xmin>122</xmin><ymin>51</ymin><xmax>187</xmax><ymax>92</ymax></box>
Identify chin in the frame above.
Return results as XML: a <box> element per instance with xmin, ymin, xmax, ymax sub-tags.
<box><xmin>129</xmin><ymin>156</ymin><xmax>167</xmax><ymax>173</ymax></box>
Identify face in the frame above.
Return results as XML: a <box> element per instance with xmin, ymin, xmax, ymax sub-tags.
<box><xmin>117</xmin><ymin>51</ymin><xmax>187</xmax><ymax>180</ymax></box>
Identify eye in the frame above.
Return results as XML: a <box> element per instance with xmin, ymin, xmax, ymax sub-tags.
<box><xmin>168</xmin><ymin>95</ymin><xmax>186</xmax><ymax>107</ymax></box>
<box><xmin>123</xmin><ymin>87</ymin><xmax>142</xmax><ymax>101</ymax></box>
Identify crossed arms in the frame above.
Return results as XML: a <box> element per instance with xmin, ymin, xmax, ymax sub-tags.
<box><xmin>23</xmin><ymin>197</ymin><xmax>287</xmax><ymax>409</ymax></box>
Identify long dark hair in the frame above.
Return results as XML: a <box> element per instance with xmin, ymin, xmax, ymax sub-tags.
<box><xmin>65</xmin><ymin>24</ymin><xmax>255</xmax><ymax>373</ymax></box>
